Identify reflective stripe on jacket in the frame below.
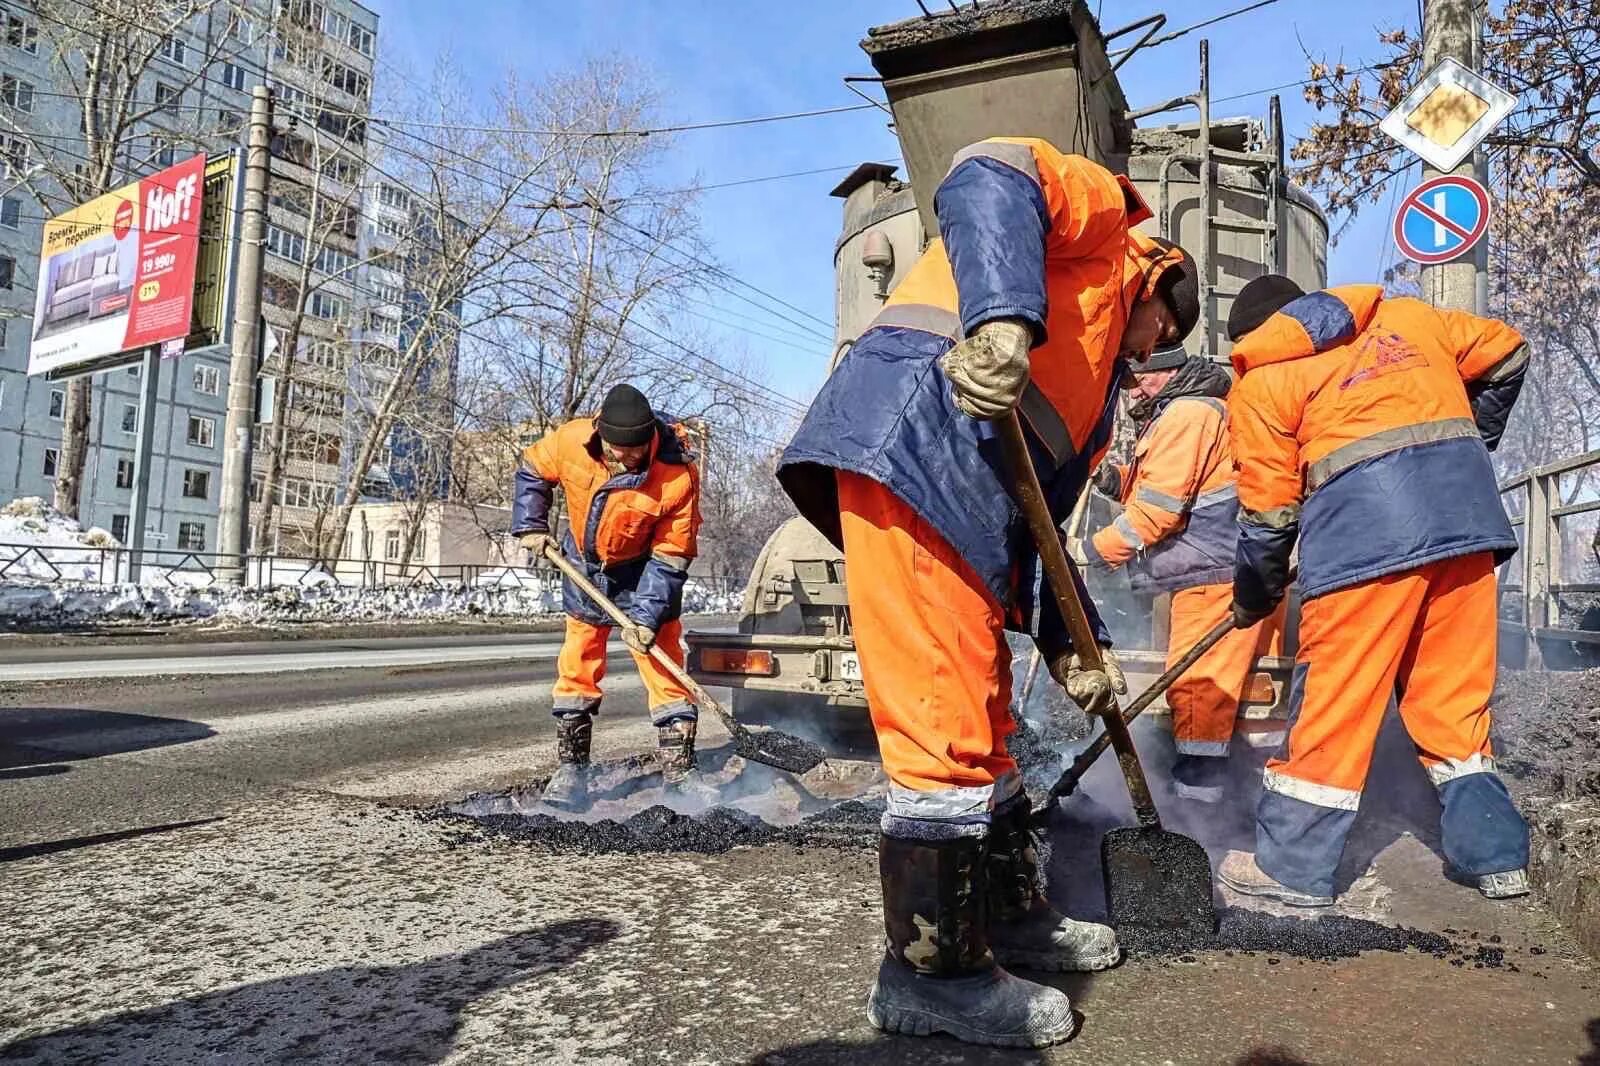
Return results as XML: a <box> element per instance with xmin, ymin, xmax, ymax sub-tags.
<box><xmin>779</xmin><ymin>138</ymin><xmax>1185</xmax><ymax>654</ymax></box>
<box><xmin>1229</xmin><ymin>285</ymin><xmax>1526</xmax><ymax>604</ymax></box>
<box><xmin>511</xmin><ymin>417</ymin><xmax>701</xmax><ymax>629</ymax></box>
<box><xmin>1090</xmin><ymin>385</ymin><xmax>1239</xmax><ymax>593</ymax></box>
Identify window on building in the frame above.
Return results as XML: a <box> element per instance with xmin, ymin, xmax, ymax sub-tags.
<box><xmin>313</xmin><ymin>245</ymin><xmax>352</xmax><ymax>276</ymax></box>
<box><xmin>193</xmin><ymin>364</ymin><xmax>220</xmax><ymax>395</ymax></box>
<box><xmin>42</xmin><ymin>447</ymin><xmax>56</xmax><ymax>476</ymax></box>
<box><xmin>249</xmin><ymin>475</ymin><xmax>263</xmax><ymax>502</ymax></box>
<box><xmin>188</xmin><ymin>415</ymin><xmax>215</xmax><ymax>447</ymax></box>
<box><xmin>384</xmin><ymin>528</ymin><xmax>400</xmax><ymax>560</ymax></box>
<box><xmin>116</xmin><ymin>458</ymin><xmax>134</xmax><ymax>489</ymax></box>
<box><xmin>152</xmin><ymin>136</ymin><xmax>176</xmax><ymax>168</ymax></box>
<box><xmin>158</xmin><ymin>35</ymin><xmax>187</xmax><ymax>66</ymax></box>
<box><xmin>5</xmin><ymin>14</ymin><xmax>39</xmax><ymax>54</ymax></box>
<box><xmin>3</xmin><ymin>135</ymin><xmax>28</xmax><ymax>175</ymax></box>
<box><xmin>121</xmin><ymin>403</ymin><xmax>138</xmax><ymax>433</ymax></box>
<box><xmin>0</xmin><ymin>319</ymin><xmax>8</xmax><ymax>348</ymax></box>
<box><xmin>370</xmin><ymin>280</ymin><xmax>402</xmax><ymax>306</ymax></box>
<box><xmin>308</xmin><ymin>291</ymin><xmax>347</xmax><ymax>323</ymax></box>
<box><xmin>305</xmin><ymin>339</ymin><xmax>343</xmax><ymax>370</ymax></box>
<box><xmin>265</xmin><ymin>224</ymin><xmax>305</xmax><ymax>263</ymax></box>
<box><xmin>155</xmin><ymin>82</ymin><xmax>181</xmax><ymax>115</ymax></box>
<box><xmin>363</xmin><ymin>309</ymin><xmax>399</xmax><ymax>336</ymax></box>
<box><xmin>178</xmin><ymin>521</ymin><xmax>206</xmax><ymax>551</ymax></box>
<box><xmin>1</xmin><ymin>74</ymin><xmax>34</xmax><ymax>113</ymax></box>
<box><xmin>347</xmin><ymin>21</ymin><xmax>374</xmax><ymax>57</ymax></box>
<box><xmin>48</xmin><ymin>388</ymin><xmax>63</xmax><ymax>419</ymax></box>
<box><xmin>182</xmin><ymin>468</ymin><xmax>210</xmax><ymax>499</ymax></box>
<box><xmin>217</xmin><ymin>108</ymin><xmax>241</xmax><ymax>133</ymax></box>
<box><xmin>226</xmin><ymin>10</ymin><xmax>253</xmax><ymax>44</ymax></box>
<box><xmin>0</xmin><ymin>255</ymin><xmax>14</xmax><ymax>291</ymax></box>
<box><xmin>375</xmin><ymin>215</ymin><xmax>407</xmax><ymax>241</ymax></box>
<box><xmin>220</xmin><ymin>62</ymin><xmax>247</xmax><ymax>92</ymax></box>
<box><xmin>320</xmin><ymin>58</ymin><xmax>369</xmax><ymax>100</ymax></box>
<box><xmin>0</xmin><ymin>195</ymin><xmax>19</xmax><ymax>228</ymax></box>
<box><xmin>414</xmin><ymin>528</ymin><xmax>426</xmax><ymax>558</ymax></box>
<box><xmin>111</xmin><ymin>514</ymin><xmax>129</xmax><ymax>542</ymax></box>
<box><xmin>319</xmin><ymin>155</ymin><xmax>357</xmax><ymax>185</ymax></box>
<box><xmin>378</xmin><ymin>183</ymin><xmax>410</xmax><ymax>213</ymax></box>
<box><xmin>290</xmin><ymin>380</ymin><xmax>342</xmax><ymax>415</ymax></box>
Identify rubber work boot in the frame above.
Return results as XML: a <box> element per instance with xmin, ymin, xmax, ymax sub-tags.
<box><xmin>656</xmin><ymin>719</ymin><xmax>698</xmax><ymax>785</ymax></box>
<box><xmin>986</xmin><ymin>795</ymin><xmax>1121</xmax><ymax>972</ymax></box>
<box><xmin>1217</xmin><ymin>850</ymin><xmax>1334</xmax><ymax>908</ymax></box>
<box><xmin>1479</xmin><ymin>868</ymin><xmax>1531</xmax><ymax>900</ymax></box>
<box><xmin>866</xmin><ymin>832</ymin><xmax>1077</xmax><ymax>1048</ymax></box>
<box><xmin>1171</xmin><ymin>754</ymin><xmax>1229</xmax><ymax>803</ymax></box>
<box><xmin>542</xmin><ymin>712</ymin><xmax>593</xmax><ymax>809</ymax></box>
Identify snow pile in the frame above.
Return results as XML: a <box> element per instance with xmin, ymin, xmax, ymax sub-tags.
<box><xmin>0</xmin><ymin>496</ymin><xmax>118</xmax><ymax>582</ymax></box>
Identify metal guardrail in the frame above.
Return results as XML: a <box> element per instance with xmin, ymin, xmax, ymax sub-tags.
<box><xmin>1498</xmin><ymin>449</ymin><xmax>1600</xmax><ymax>666</ymax></box>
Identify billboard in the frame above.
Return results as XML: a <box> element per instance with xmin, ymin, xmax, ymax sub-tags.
<box><xmin>27</xmin><ymin>154</ymin><xmax>207</xmax><ymax>378</ymax></box>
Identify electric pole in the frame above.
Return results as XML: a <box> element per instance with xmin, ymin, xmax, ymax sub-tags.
<box><xmin>217</xmin><ymin>86</ymin><xmax>272</xmax><ymax>584</ymax></box>
<box><xmin>1419</xmin><ymin>0</ymin><xmax>1488</xmax><ymax>313</ymax></box>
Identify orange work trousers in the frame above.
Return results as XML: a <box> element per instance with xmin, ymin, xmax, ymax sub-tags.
<box><xmin>836</xmin><ymin>471</ymin><xmax>1020</xmax><ymax>827</ymax></box>
<box><xmin>1167</xmin><ymin>582</ymin><xmax>1285</xmax><ymax>756</ymax></box>
<box><xmin>1256</xmin><ymin>552</ymin><xmax>1529</xmax><ymax>896</ymax></box>
<box><xmin>551</xmin><ymin>616</ymin><xmax>694</xmax><ymax>725</ymax></box>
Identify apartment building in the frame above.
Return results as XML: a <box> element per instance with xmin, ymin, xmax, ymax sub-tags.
<box><xmin>0</xmin><ymin>0</ymin><xmax>451</xmax><ymax>563</ymax></box>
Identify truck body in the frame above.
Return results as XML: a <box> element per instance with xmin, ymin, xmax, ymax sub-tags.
<box><xmin>687</xmin><ymin>1</ymin><xmax>1328</xmax><ymax>732</ymax></box>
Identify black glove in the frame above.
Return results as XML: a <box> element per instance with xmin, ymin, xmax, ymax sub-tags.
<box><xmin>1093</xmin><ymin>465</ymin><xmax>1121</xmax><ymax>498</ymax></box>
<box><xmin>1231</xmin><ymin>596</ymin><xmax>1278</xmax><ymax>629</ymax></box>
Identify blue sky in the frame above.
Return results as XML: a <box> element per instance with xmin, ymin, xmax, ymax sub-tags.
<box><xmin>368</xmin><ymin>0</ymin><xmax>1423</xmax><ymax>408</ymax></box>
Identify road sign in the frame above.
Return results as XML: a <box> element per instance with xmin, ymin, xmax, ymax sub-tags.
<box><xmin>1393</xmin><ymin>175</ymin><xmax>1491</xmax><ymax>265</ymax></box>
<box><xmin>1379</xmin><ymin>58</ymin><xmax>1517</xmax><ymax>171</ymax></box>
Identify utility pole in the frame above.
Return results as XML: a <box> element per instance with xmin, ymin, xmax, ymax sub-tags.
<box><xmin>1419</xmin><ymin>0</ymin><xmax>1488</xmax><ymax>313</ymax></box>
<box><xmin>216</xmin><ymin>86</ymin><xmax>273</xmax><ymax>584</ymax></box>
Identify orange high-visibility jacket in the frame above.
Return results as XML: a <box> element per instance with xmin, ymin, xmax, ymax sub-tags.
<box><xmin>1228</xmin><ymin>285</ymin><xmax>1527</xmax><ymax>608</ymax></box>
<box><xmin>780</xmin><ymin>137</ymin><xmax>1186</xmax><ymax>651</ymax></box>
<box><xmin>1089</xmin><ymin>359</ymin><xmax>1238</xmax><ymax>592</ymax></box>
<box><xmin>512</xmin><ymin>417</ymin><xmax>701</xmax><ymax>628</ymax></box>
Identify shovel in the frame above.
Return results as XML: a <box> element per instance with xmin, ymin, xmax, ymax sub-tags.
<box><xmin>539</xmin><ymin>543</ymin><xmax>829</xmax><ymax>775</ymax></box>
<box><xmin>994</xmin><ymin>411</ymin><xmax>1216</xmax><ymax>938</ymax></box>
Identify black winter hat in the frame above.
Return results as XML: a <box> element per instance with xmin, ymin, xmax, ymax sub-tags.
<box><xmin>1131</xmin><ymin>342</ymin><xmax>1189</xmax><ymax>374</ymax></box>
<box><xmin>1150</xmin><ymin>237</ymin><xmax>1200</xmax><ymax>345</ymax></box>
<box><xmin>597</xmin><ymin>383</ymin><xmax>656</xmax><ymax>446</ymax></box>
<box><xmin>1228</xmin><ymin>274</ymin><xmax>1305</xmax><ymax>341</ymax></box>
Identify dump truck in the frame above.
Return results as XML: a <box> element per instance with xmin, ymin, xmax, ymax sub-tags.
<box><xmin>686</xmin><ymin>0</ymin><xmax>1327</xmax><ymax>737</ymax></box>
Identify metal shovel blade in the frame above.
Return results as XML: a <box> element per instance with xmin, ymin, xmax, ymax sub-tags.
<box><xmin>732</xmin><ymin>727</ymin><xmax>828</xmax><ymax>775</ymax></box>
<box><xmin>1102</xmin><ymin>826</ymin><xmax>1217</xmax><ymax>939</ymax></box>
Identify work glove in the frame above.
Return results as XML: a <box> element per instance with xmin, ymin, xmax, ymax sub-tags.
<box><xmin>621</xmin><ymin>622</ymin><xmax>656</xmax><ymax>655</ymax></box>
<box><xmin>519</xmin><ymin>530</ymin><xmax>553</xmax><ymax>559</ymax></box>
<box><xmin>939</xmin><ymin>319</ymin><xmax>1032</xmax><ymax>420</ymax></box>
<box><xmin>1049</xmin><ymin>645</ymin><xmax>1127</xmax><ymax>718</ymax></box>
<box><xmin>1093</xmin><ymin>464</ymin><xmax>1122</xmax><ymax>499</ymax></box>
<box><xmin>1231</xmin><ymin>596</ymin><xmax>1279</xmax><ymax>630</ymax></box>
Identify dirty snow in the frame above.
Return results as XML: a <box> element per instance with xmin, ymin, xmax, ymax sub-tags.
<box><xmin>0</xmin><ymin>498</ymin><xmax>743</xmax><ymax>628</ymax></box>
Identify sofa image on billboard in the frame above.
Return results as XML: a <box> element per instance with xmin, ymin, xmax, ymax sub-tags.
<box><xmin>36</xmin><ymin>236</ymin><xmax>131</xmax><ymax>334</ymax></box>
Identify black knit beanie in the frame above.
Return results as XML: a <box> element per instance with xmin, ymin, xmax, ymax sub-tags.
<box><xmin>597</xmin><ymin>384</ymin><xmax>656</xmax><ymax>446</ymax></box>
<box><xmin>1228</xmin><ymin>275</ymin><xmax>1305</xmax><ymax>342</ymax></box>
<box><xmin>1131</xmin><ymin>342</ymin><xmax>1189</xmax><ymax>374</ymax></box>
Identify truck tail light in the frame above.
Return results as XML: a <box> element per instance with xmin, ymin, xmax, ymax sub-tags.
<box><xmin>699</xmin><ymin>648</ymin><xmax>776</xmax><ymax>676</ymax></box>
<box><xmin>1242</xmin><ymin>672</ymin><xmax>1278</xmax><ymax>705</ymax></box>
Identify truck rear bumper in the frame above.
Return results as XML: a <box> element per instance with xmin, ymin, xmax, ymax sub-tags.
<box><xmin>685</xmin><ymin>631</ymin><xmax>868</xmax><ymax>706</ymax></box>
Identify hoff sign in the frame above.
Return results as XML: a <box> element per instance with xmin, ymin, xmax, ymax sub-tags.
<box><xmin>27</xmin><ymin>154</ymin><xmax>207</xmax><ymax>379</ymax></box>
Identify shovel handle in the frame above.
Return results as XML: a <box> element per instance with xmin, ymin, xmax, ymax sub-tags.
<box><xmin>540</xmin><ymin>543</ymin><xmax>731</xmax><ymax>723</ymax></box>
<box><xmin>994</xmin><ymin>412</ymin><xmax>1159</xmax><ymax>825</ymax></box>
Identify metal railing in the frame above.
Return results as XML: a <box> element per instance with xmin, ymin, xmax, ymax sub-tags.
<box><xmin>1497</xmin><ymin>446</ymin><xmax>1600</xmax><ymax>667</ymax></box>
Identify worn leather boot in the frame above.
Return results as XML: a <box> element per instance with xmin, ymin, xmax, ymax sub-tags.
<box><xmin>1217</xmin><ymin>850</ymin><xmax>1334</xmax><ymax>907</ymax></box>
<box><xmin>986</xmin><ymin>794</ymin><xmax>1121</xmax><ymax>972</ymax></box>
<box><xmin>541</xmin><ymin>712</ymin><xmax>592</xmax><ymax>809</ymax></box>
<box><xmin>866</xmin><ymin>831</ymin><xmax>1077</xmax><ymax>1048</ymax></box>
<box><xmin>656</xmin><ymin>719</ymin><xmax>698</xmax><ymax>785</ymax></box>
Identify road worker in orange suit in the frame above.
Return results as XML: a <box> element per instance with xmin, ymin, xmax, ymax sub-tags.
<box><xmin>1085</xmin><ymin>345</ymin><xmax>1286</xmax><ymax>801</ymax></box>
<box><xmin>779</xmin><ymin>137</ymin><xmax>1200</xmax><ymax>1048</ymax></box>
<box><xmin>1217</xmin><ymin>275</ymin><xmax>1532</xmax><ymax>907</ymax></box>
<box><xmin>510</xmin><ymin>384</ymin><xmax>703</xmax><ymax>808</ymax></box>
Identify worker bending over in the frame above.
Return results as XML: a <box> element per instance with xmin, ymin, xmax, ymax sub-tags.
<box><xmin>1086</xmin><ymin>345</ymin><xmax>1286</xmax><ymax>801</ymax></box>
<box><xmin>781</xmin><ymin>137</ymin><xmax>1198</xmax><ymax>1049</ymax></box>
<box><xmin>511</xmin><ymin>384</ymin><xmax>703</xmax><ymax>807</ymax></box>
<box><xmin>1218</xmin><ymin>275</ymin><xmax>1531</xmax><ymax>907</ymax></box>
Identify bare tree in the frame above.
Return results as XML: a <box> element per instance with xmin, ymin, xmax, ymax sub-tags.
<box><xmin>6</xmin><ymin>0</ymin><xmax>255</xmax><ymax>519</ymax></box>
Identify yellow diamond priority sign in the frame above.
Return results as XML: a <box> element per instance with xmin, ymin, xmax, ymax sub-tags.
<box><xmin>1380</xmin><ymin>58</ymin><xmax>1517</xmax><ymax>171</ymax></box>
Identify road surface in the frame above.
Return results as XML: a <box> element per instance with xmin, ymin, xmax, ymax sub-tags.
<box><xmin>1</xmin><ymin>628</ymin><xmax>1596</xmax><ymax>1064</ymax></box>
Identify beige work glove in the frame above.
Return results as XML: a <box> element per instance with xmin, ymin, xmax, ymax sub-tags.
<box><xmin>939</xmin><ymin>319</ymin><xmax>1033</xmax><ymax>419</ymax></box>
<box><xmin>519</xmin><ymin>531</ymin><xmax>553</xmax><ymax>559</ymax></box>
<box><xmin>621</xmin><ymin>622</ymin><xmax>656</xmax><ymax>655</ymax></box>
<box><xmin>1049</xmin><ymin>645</ymin><xmax>1127</xmax><ymax>718</ymax></box>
